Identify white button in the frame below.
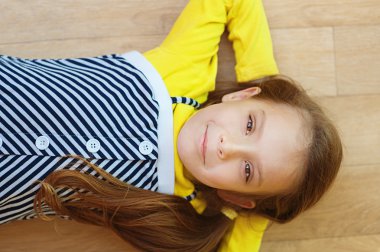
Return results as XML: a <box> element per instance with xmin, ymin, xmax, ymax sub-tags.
<box><xmin>36</xmin><ymin>136</ymin><xmax>50</xmax><ymax>150</ymax></box>
<box><xmin>139</xmin><ymin>140</ymin><xmax>153</xmax><ymax>155</ymax></box>
<box><xmin>86</xmin><ymin>139</ymin><xmax>101</xmax><ymax>153</ymax></box>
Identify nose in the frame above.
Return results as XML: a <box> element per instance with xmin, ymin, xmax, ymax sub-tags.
<box><xmin>217</xmin><ymin>134</ymin><xmax>250</xmax><ymax>160</ymax></box>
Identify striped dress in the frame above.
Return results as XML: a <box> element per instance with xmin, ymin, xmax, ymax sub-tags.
<box><xmin>0</xmin><ymin>53</ymin><xmax>199</xmax><ymax>224</ymax></box>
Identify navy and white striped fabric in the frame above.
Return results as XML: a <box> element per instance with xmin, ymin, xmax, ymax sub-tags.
<box><xmin>0</xmin><ymin>54</ymin><xmax>199</xmax><ymax>224</ymax></box>
<box><xmin>171</xmin><ymin>96</ymin><xmax>200</xmax><ymax>109</ymax></box>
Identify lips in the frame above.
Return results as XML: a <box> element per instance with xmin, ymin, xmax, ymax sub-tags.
<box><xmin>201</xmin><ymin>125</ymin><xmax>208</xmax><ymax>164</ymax></box>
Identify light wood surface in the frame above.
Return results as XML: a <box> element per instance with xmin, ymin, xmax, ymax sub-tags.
<box><xmin>1</xmin><ymin>0</ymin><xmax>379</xmax><ymax>251</ymax></box>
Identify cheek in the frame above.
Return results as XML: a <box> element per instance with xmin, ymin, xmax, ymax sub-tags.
<box><xmin>201</xmin><ymin>163</ymin><xmax>240</xmax><ymax>188</ymax></box>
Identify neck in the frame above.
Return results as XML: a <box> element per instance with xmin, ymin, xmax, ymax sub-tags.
<box><xmin>182</xmin><ymin>167</ymin><xmax>197</xmax><ymax>183</ymax></box>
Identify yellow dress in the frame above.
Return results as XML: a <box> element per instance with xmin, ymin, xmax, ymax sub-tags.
<box><xmin>144</xmin><ymin>0</ymin><xmax>279</xmax><ymax>251</ymax></box>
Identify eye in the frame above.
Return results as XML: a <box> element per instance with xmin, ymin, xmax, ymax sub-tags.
<box><xmin>244</xmin><ymin>161</ymin><xmax>252</xmax><ymax>183</ymax></box>
<box><xmin>245</xmin><ymin>115</ymin><xmax>255</xmax><ymax>135</ymax></box>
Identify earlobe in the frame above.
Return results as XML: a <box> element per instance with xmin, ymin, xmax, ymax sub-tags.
<box><xmin>221</xmin><ymin>87</ymin><xmax>261</xmax><ymax>102</ymax></box>
<box><xmin>217</xmin><ymin>190</ymin><xmax>256</xmax><ymax>209</ymax></box>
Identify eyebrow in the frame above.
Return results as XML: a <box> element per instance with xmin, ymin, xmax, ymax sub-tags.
<box><xmin>256</xmin><ymin>109</ymin><xmax>266</xmax><ymax>187</ymax></box>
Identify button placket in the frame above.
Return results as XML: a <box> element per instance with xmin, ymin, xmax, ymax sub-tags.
<box><xmin>139</xmin><ymin>140</ymin><xmax>153</xmax><ymax>155</ymax></box>
<box><xmin>35</xmin><ymin>136</ymin><xmax>50</xmax><ymax>150</ymax></box>
<box><xmin>86</xmin><ymin>138</ymin><xmax>101</xmax><ymax>153</ymax></box>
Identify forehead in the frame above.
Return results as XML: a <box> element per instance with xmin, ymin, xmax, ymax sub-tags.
<box><xmin>217</xmin><ymin>98</ymin><xmax>310</xmax><ymax>147</ymax></box>
<box><xmin>242</xmin><ymin>99</ymin><xmax>310</xmax><ymax>193</ymax></box>
<box><xmin>222</xmin><ymin>98</ymin><xmax>307</xmax><ymax>124</ymax></box>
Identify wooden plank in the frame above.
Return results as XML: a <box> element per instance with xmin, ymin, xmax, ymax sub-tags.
<box><xmin>335</xmin><ymin>25</ymin><xmax>380</xmax><ymax>95</ymax></box>
<box><xmin>2</xmin><ymin>0</ymin><xmax>379</xmax><ymax>46</ymax></box>
<box><xmin>318</xmin><ymin>95</ymin><xmax>380</xmax><ymax>167</ymax></box>
<box><xmin>0</xmin><ymin>218</ymin><xmax>141</xmax><ymax>252</ymax></box>
<box><xmin>271</xmin><ymin>27</ymin><xmax>336</xmax><ymax>96</ymax></box>
<box><xmin>0</xmin><ymin>0</ymin><xmax>186</xmax><ymax>45</ymax></box>
<box><xmin>1</xmin><ymin>1</ymin><xmax>379</xmax><ymax>251</ymax></box>
<box><xmin>261</xmin><ymin>233</ymin><xmax>380</xmax><ymax>252</ymax></box>
<box><xmin>264</xmin><ymin>0</ymin><xmax>380</xmax><ymax>28</ymax></box>
<box><xmin>263</xmin><ymin>163</ymin><xmax>380</xmax><ymax>241</ymax></box>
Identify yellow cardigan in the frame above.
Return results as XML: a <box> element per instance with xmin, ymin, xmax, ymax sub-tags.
<box><xmin>144</xmin><ymin>0</ymin><xmax>279</xmax><ymax>250</ymax></box>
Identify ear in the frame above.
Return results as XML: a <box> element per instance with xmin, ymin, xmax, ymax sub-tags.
<box><xmin>217</xmin><ymin>190</ymin><xmax>256</xmax><ymax>209</ymax></box>
<box><xmin>222</xmin><ymin>87</ymin><xmax>261</xmax><ymax>102</ymax></box>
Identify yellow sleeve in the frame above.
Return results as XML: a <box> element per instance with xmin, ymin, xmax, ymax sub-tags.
<box><xmin>144</xmin><ymin>0</ymin><xmax>228</xmax><ymax>99</ymax></box>
<box><xmin>218</xmin><ymin>215</ymin><xmax>269</xmax><ymax>252</ymax></box>
<box><xmin>144</xmin><ymin>0</ymin><xmax>279</xmax><ymax>100</ymax></box>
<box><xmin>226</xmin><ymin>0</ymin><xmax>279</xmax><ymax>82</ymax></box>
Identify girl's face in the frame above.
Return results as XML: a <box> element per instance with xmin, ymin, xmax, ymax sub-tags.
<box><xmin>177</xmin><ymin>89</ymin><xmax>311</xmax><ymax>196</ymax></box>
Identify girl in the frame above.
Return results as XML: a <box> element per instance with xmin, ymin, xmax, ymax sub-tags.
<box><xmin>0</xmin><ymin>0</ymin><xmax>342</xmax><ymax>251</ymax></box>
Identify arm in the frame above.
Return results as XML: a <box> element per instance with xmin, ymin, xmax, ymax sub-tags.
<box><xmin>226</xmin><ymin>0</ymin><xmax>279</xmax><ymax>81</ymax></box>
<box><xmin>144</xmin><ymin>0</ymin><xmax>278</xmax><ymax>91</ymax></box>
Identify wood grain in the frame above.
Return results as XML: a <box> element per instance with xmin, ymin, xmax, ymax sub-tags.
<box><xmin>0</xmin><ymin>0</ymin><xmax>186</xmax><ymax>44</ymax></box>
<box><xmin>272</xmin><ymin>27</ymin><xmax>336</xmax><ymax>96</ymax></box>
<box><xmin>0</xmin><ymin>218</ymin><xmax>141</xmax><ymax>252</ymax></box>
<box><xmin>263</xmin><ymin>163</ymin><xmax>380</xmax><ymax>241</ymax></box>
<box><xmin>335</xmin><ymin>25</ymin><xmax>380</xmax><ymax>95</ymax></box>
<box><xmin>261</xmin><ymin>233</ymin><xmax>380</xmax><ymax>252</ymax></box>
<box><xmin>1</xmin><ymin>0</ymin><xmax>380</xmax><ymax>251</ymax></box>
<box><xmin>318</xmin><ymin>95</ymin><xmax>380</xmax><ymax>167</ymax></box>
<box><xmin>264</xmin><ymin>0</ymin><xmax>380</xmax><ymax>28</ymax></box>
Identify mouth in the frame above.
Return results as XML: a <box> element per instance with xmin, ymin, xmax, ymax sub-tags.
<box><xmin>201</xmin><ymin>125</ymin><xmax>208</xmax><ymax>164</ymax></box>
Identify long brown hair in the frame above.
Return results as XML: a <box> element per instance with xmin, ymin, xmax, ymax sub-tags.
<box><xmin>34</xmin><ymin>75</ymin><xmax>342</xmax><ymax>251</ymax></box>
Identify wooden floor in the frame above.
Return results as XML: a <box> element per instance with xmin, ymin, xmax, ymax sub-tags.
<box><xmin>1</xmin><ymin>0</ymin><xmax>379</xmax><ymax>251</ymax></box>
